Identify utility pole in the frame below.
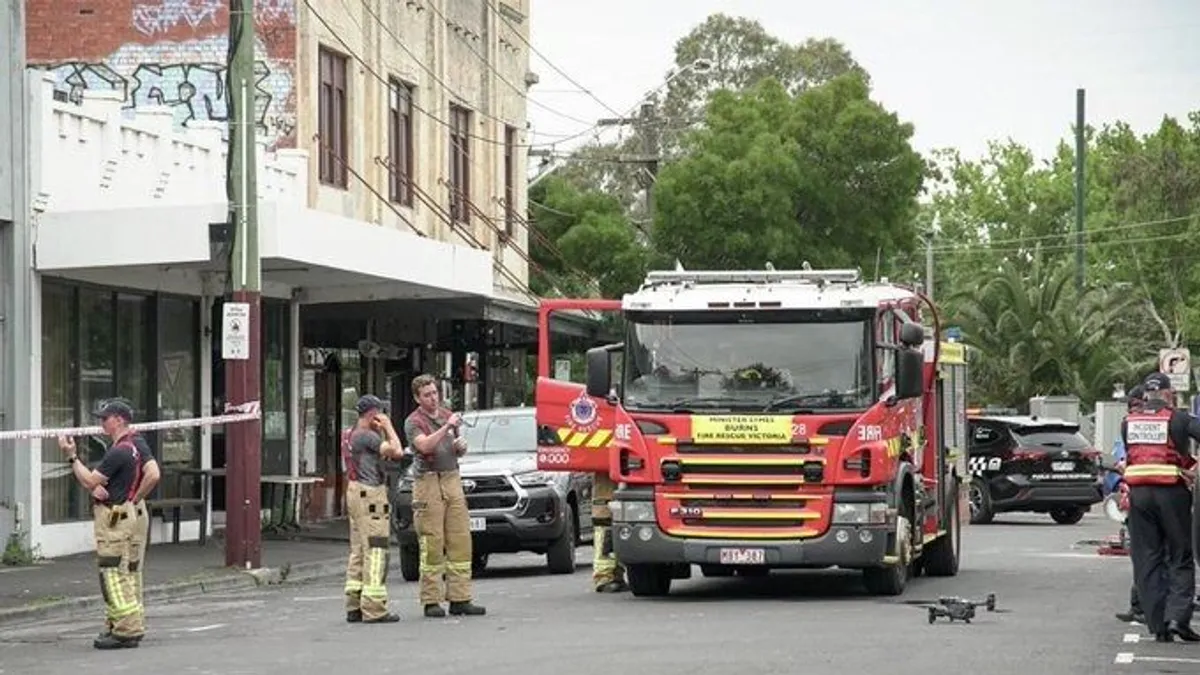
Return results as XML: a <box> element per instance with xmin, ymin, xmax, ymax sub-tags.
<box><xmin>224</xmin><ymin>0</ymin><xmax>262</xmax><ymax>569</ymax></box>
<box><xmin>1073</xmin><ymin>88</ymin><xmax>1086</xmax><ymax>293</ymax></box>
<box><xmin>925</xmin><ymin>237</ymin><xmax>935</xmax><ymax>301</ymax></box>
<box><xmin>598</xmin><ymin>102</ymin><xmax>662</xmax><ymax>222</ymax></box>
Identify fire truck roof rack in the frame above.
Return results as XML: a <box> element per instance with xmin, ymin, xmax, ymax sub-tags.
<box><xmin>642</xmin><ymin>267</ymin><xmax>862</xmax><ymax>289</ymax></box>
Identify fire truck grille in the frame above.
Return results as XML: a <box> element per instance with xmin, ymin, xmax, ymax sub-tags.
<box><xmin>677</xmin><ymin>443</ymin><xmax>816</xmax><ymax>455</ymax></box>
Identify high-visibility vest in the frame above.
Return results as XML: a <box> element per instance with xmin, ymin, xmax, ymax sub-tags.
<box><xmin>1124</xmin><ymin>407</ymin><xmax>1185</xmax><ymax>486</ymax></box>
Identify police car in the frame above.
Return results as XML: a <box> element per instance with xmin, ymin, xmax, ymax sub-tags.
<box><xmin>967</xmin><ymin>412</ymin><xmax>1104</xmax><ymax>525</ymax></box>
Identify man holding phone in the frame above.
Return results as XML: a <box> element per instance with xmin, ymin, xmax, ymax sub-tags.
<box><xmin>342</xmin><ymin>394</ymin><xmax>404</xmax><ymax>624</ymax></box>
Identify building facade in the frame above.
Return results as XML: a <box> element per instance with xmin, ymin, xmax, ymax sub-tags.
<box><xmin>0</xmin><ymin>0</ymin><xmax>597</xmax><ymax>559</ymax></box>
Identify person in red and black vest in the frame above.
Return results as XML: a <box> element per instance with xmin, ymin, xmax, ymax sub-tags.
<box><xmin>1115</xmin><ymin>384</ymin><xmax>1146</xmax><ymax>624</ymax></box>
<box><xmin>1121</xmin><ymin>372</ymin><xmax>1200</xmax><ymax>642</ymax></box>
<box><xmin>403</xmin><ymin>374</ymin><xmax>486</xmax><ymax>618</ymax></box>
<box><xmin>57</xmin><ymin>399</ymin><xmax>148</xmax><ymax>650</ymax></box>
<box><xmin>341</xmin><ymin>394</ymin><xmax>404</xmax><ymax>624</ymax></box>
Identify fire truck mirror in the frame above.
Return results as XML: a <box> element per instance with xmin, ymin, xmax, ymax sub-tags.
<box><xmin>898</xmin><ymin>321</ymin><xmax>924</xmax><ymax>347</ymax></box>
<box><xmin>894</xmin><ymin>348</ymin><xmax>925</xmax><ymax>400</ymax></box>
<box><xmin>586</xmin><ymin>347</ymin><xmax>613</xmax><ymax>398</ymax></box>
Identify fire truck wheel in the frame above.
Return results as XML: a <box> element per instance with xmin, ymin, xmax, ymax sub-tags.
<box><xmin>922</xmin><ymin>479</ymin><xmax>961</xmax><ymax>577</ymax></box>
<box><xmin>399</xmin><ymin>544</ymin><xmax>420</xmax><ymax>582</ymax></box>
<box><xmin>862</xmin><ymin>513</ymin><xmax>913</xmax><ymax>596</ymax></box>
<box><xmin>627</xmin><ymin>564</ymin><xmax>673</xmax><ymax>597</ymax></box>
<box><xmin>968</xmin><ymin>477</ymin><xmax>994</xmax><ymax>525</ymax></box>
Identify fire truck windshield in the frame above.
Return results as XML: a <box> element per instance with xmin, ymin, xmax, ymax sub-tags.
<box><xmin>621</xmin><ymin>310</ymin><xmax>875</xmax><ymax>412</ymax></box>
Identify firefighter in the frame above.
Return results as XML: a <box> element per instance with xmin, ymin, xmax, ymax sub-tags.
<box><xmin>1122</xmin><ymin>372</ymin><xmax>1200</xmax><ymax>642</ymax></box>
<box><xmin>1114</xmin><ymin>384</ymin><xmax>1145</xmax><ymax>624</ymax></box>
<box><xmin>342</xmin><ymin>394</ymin><xmax>403</xmax><ymax>624</ymax></box>
<box><xmin>592</xmin><ymin>471</ymin><xmax>628</xmax><ymax>592</ymax></box>
<box><xmin>403</xmin><ymin>374</ymin><xmax>486</xmax><ymax>618</ymax></box>
<box><xmin>57</xmin><ymin>399</ymin><xmax>146</xmax><ymax>649</ymax></box>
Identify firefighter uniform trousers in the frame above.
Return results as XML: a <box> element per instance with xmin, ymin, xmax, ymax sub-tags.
<box><xmin>93</xmin><ymin>503</ymin><xmax>145</xmax><ymax>639</ymax></box>
<box><xmin>1128</xmin><ymin>484</ymin><xmax>1196</xmax><ymax>631</ymax></box>
<box><xmin>343</xmin><ymin>480</ymin><xmax>392</xmax><ymax>620</ymax></box>
<box><xmin>103</xmin><ymin>501</ymin><xmax>148</xmax><ymax>635</ymax></box>
<box><xmin>413</xmin><ymin>470</ymin><xmax>473</xmax><ymax>605</ymax></box>
<box><xmin>592</xmin><ymin>472</ymin><xmax>625</xmax><ymax>589</ymax></box>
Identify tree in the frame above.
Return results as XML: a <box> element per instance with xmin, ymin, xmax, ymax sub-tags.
<box><xmin>527</xmin><ymin>176</ymin><xmax>650</xmax><ymax>299</ymax></box>
<box><xmin>651</xmin><ymin>74</ymin><xmax>926</xmax><ymax>271</ymax></box>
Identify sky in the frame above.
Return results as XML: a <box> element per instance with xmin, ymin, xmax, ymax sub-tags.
<box><xmin>524</xmin><ymin>0</ymin><xmax>1200</xmax><ymax>164</ymax></box>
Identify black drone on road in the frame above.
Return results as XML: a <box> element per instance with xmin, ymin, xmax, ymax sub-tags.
<box><xmin>909</xmin><ymin>593</ymin><xmax>1002</xmax><ymax>624</ymax></box>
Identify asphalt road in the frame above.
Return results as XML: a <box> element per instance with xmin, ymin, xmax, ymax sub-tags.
<box><xmin>1</xmin><ymin>512</ymin><xmax>1196</xmax><ymax>675</ymax></box>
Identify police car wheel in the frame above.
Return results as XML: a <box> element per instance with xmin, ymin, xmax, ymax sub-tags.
<box><xmin>399</xmin><ymin>544</ymin><xmax>420</xmax><ymax>582</ymax></box>
<box><xmin>1049</xmin><ymin>506</ymin><xmax>1085</xmax><ymax>525</ymax></box>
<box><xmin>968</xmin><ymin>477</ymin><xmax>994</xmax><ymax>525</ymax></box>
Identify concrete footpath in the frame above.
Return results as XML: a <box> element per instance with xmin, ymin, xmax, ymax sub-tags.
<box><xmin>0</xmin><ymin>519</ymin><xmax>353</xmax><ymax>628</ymax></box>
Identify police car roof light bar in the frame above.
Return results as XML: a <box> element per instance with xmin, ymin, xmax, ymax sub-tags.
<box><xmin>642</xmin><ymin>268</ymin><xmax>862</xmax><ymax>289</ymax></box>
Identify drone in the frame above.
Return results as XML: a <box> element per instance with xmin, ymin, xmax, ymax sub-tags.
<box><xmin>914</xmin><ymin>593</ymin><xmax>1001</xmax><ymax>624</ymax></box>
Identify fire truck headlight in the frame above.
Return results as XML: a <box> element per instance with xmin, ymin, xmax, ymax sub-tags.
<box><xmin>612</xmin><ymin>500</ymin><xmax>655</xmax><ymax>523</ymax></box>
<box><xmin>833</xmin><ymin>503</ymin><xmax>887</xmax><ymax>524</ymax></box>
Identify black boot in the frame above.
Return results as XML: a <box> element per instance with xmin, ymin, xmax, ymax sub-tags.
<box><xmin>363</xmin><ymin>612</ymin><xmax>401</xmax><ymax>624</ymax></box>
<box><xmin>448</xmin><ymin>601</ymin><xmax>486</xmax><ymax>616</ymax></box>
<box><xmin>1167</xmin><ymin>620</ymin><xmax>1200</xmax><ymax>642</ymax></box>
<box><xmin>1115</xmin><ymin>609</ymin><xmax>1145</xmax><ymax>624</ymax></box>
<box><xmin>424</xmin><ymin>604</ymin><xmax>446</xmax><ymax>618</ymax></box>
<box><xmin>346</xmin><ymin>610</ymin><xmax>362</xmax><ymax>623</ymax></box>
<box><xmin>94</xmin><ymin>634</ymin><xmax>141</xmax><ymax>650</ymax></box>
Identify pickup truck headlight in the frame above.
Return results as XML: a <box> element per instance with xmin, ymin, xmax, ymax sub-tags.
<box><xmin>610</xmin><ymin>500</ymin><xmax>655</xmax><ymax>523</ymax></box>
<box><xmin>515</xmin><ymin>471</ymin><xmax>553</xmax><ymax>487</ymax></box>
<box><xmin>832</xmin><ymin>502</ymin><xmax>887</xmax><ymax>525</ymax></box>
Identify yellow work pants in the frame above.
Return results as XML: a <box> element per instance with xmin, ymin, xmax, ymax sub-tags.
<box><xmin>592</xmin><ymin>472</ymin><xmax>625</xmax><ymax>588</ymax></box>
<box><xmin>93</xmin><ymin>503</ymin><xmax>145</xmax><ymax>639</ymax></box>
<box><xmin>343</xmin><ymin>481</ymin><xmax>392</xmax><ymax>620</ymax></box>
<box><xmin>413</xmin><ymin>470</ymin><xmax>473</xmax><ymax>605</ymax></box>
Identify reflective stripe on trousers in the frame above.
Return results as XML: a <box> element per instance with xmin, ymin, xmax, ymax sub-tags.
<box><xmin>413</xmin><ymin>470</ymin><xmax>474</xmax><ymax>605</ymax></box>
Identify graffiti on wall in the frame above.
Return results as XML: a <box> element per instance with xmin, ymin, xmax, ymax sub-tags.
<box><xmin>131</xmin><ymin>0</ymin><xmax>296</xmax><ymax>36</ymax></box>
<box><xmin>44</xmin><ymin>37</ymin><xmax>296</xmax><ymax>147</ymax></box>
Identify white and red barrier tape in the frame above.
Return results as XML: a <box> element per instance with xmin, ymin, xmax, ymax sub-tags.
<box><xmin>0</xmin><ymin>401</ymin><xmax>262</xmax><ymax>442</ymax></box>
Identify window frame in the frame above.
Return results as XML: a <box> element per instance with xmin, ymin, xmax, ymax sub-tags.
<box><xmin>387</xmin><ymin>77</ymin><xmax>415</xmax><ymax>206</ymax></box>
<box><xmin>317</xmin><ymin>45</ymin><xmax>349</xmax><ymax>189</ymax></box>
<box><xmin>448</xmin><ymin>104</ymin><xmax>472</xmax><ymax>224</ymax></box>
<box><xmin>503</xmin><ymin>125</ymin><xmax>517</xmax><ymax>239</ymax></box>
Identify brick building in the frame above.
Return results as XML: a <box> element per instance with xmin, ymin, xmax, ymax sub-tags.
<box><xmin>0</xmin><ymin>0</ymin><xmax>594</xmax><ymax>558</ymax></box>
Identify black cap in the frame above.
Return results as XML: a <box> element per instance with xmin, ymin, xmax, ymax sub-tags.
<box><xmin>1127</xmin><ymin>384</ymin><xmax>1146</xmax><ymax>401</ymax></box>
<box><xmin>92</xmin><ymin>398</ymin><xmax>134</xmax><ymax>422</ymax></box>
<box><xmin>1142</xmin><ymin>372</ymin><xmax>1173</xmax><ymax>392</ymax></box>
<box><xmin>355</xmin><ymin>395</ymin><xmax>388</xmax><ymax>415</ymax></box>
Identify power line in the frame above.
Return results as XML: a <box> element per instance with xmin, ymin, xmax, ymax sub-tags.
<box><xmin>421</xmin><ymin>0</ymin><xmax>595</xmax><ymax>127</ymax></box>
<box><xmin>926</xmin><ymin>212</ymin><xmax>1199</xmax><ymax>252</ymax></box>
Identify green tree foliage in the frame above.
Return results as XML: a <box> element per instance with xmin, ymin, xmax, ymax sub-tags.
<box><xmin>652</xmin><ymin>75</ymin><xmax>926</xmax><ymax>270</ymax></box>
<box><xmin>528</xmin><ymin>176</ymin><xmax>650</xmax><ymax>299</ymax></box>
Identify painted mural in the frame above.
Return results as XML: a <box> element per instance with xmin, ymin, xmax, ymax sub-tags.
<box><xmin>27</xmin><ymin>0</ymin><xmax>298</xmax><ymax>149</ymax></box>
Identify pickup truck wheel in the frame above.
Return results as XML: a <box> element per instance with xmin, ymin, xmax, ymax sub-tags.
<box><xmin>546</xmin><ymin>505</ymin><xmax>577</xmax><ymax>574</ymax></box>
<box><xmin>472</xmin><ymin>552</ymin><xmax>489</xmax><ymax>575</ymax></box>
<box><xmin>627</xmin><ymin>564</ymin><xmax>672</xmax><ymax>597</ymax></box>
<box><xmin>1049</xmin><ymin>506</ymin><xmax>1086</xmax><ymax>525</ymax></box>
<box><xmin>399</xmin><ymin>544</ymin><xmax>420</xmax><ymax>582</ymax></box>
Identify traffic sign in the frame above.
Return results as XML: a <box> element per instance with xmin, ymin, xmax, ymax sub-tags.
<box><xmin>222</xmin><ymin>302</ymin><xmax>250</xmax><ymax>360</ymax></box>
<box><xmin>1158</xmin><ymin>347</ymin><xmax>1191</xmax><ymax>391</ymax></box>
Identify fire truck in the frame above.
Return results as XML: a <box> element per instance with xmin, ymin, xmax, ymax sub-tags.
<box><xmin>534</xmin><ymin>267</ymin><xmax>970</xmax><ymax>597</ymax></box>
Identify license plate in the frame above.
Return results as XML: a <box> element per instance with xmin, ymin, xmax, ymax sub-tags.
<box><xmin>719</xmin><ymin>548</ymin><xmax>765</xmax><ymax>565</ymax></box>
<box><xmin>1051</xmin><ymin>461</ymin><xmax>1074</xmax><ymax>472</ymax></box>
<box><xmin>469</xmin><ymin>517</ymin><xmax>486</xmax><ymax>532</ymax></box>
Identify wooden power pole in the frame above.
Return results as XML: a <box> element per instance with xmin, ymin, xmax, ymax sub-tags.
<box><xmin>224</xmin><ymin>0</ymin><xmax>262</xmax><ymax>569</ymax></box>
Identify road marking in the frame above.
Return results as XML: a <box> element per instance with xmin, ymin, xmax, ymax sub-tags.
<box><xmin>1122</xmin><ymin>633</ymin><xmax>1139</xmax><ymax>643</ymax></box>
<box><xmin>187</xmin><ymin>624</ymin><xmax>226</xmax><ymax>633</ymax></box>
<box><xmin>1114</xmin><ymin>652</ymin><xmax>1134</xmax><ymax>664</ymax></box>
<box><xmin>293</xmin><ymin>595</ymin><xmax>344</xmax><ymax>602</ymax></box>
<box><xmin>1135</xmin><ymin>656</ymin><xmax>1200</xmax><ymax>664</ymax></box>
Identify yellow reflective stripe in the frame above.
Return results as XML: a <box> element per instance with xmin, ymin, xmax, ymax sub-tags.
<box><xmin>1125</xmin><ymin>464</ymin><xmax>1182</xmax><ymax>476</ymax></box>
<box><xmin>361</xmin><ymin>585</ymin><xmax>388</xmax><ymax>599</ymax></box>
<box><xmin>344</xmin><ymin>580</ymin><xmax>363</xmax><ymax>592</ymax></box>
<box><xmin>445</xmin><ymin>561</ymin><xmax>471</xmax><ymax>575</ymax></box>
<box><xmin>556</xmin><ymin>428</ymin><xmax>614</xmax><ymax>447</ymax></box>
<box><xmin>585</xmin><ymin>430</ymin><xmax>613</xmax><ymax>447</ymax></box>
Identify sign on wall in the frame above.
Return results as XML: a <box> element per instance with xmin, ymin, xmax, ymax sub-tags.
<box><xmin>222</xmin><ymin>302</ymin><xmax>250</xmax><ymax>360</ymax></box>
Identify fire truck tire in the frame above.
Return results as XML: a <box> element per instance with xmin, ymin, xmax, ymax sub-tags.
<box><xmin>862</xmin><ymin>512</ymin><xmax>913</xmax><ymax>596</ymax></box>
<box><xmin>627</xmin><ymin>564</ymin><xmax>673</xmax><ymax>597</ymax></box>
<box><xmin>968</xmin><ymin>477</ymin><xmax>994</xmax><ymax>525</ymax></box>
<box><xmin>399</xmin><ymin>543</ymin><xmax>420</xmax><ymax>582</ymax></box>
<box><xmin>922</xmin><ymin>479</ymin><xmax>961</xmax><ymax>577</ymax></box>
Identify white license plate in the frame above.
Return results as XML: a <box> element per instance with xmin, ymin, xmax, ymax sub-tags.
<box><xmin>1051</xmin><ymin>461</ymin><xmax>1074</xmax><ymax>472</ymax></box>
<box><xmin>719</xmin><ymin>548</ymin><xmax>765</xmax><ymax>565</ymax></box>
<box><xmin>469</xmin><ymin>517</ymin><xmax>486</xmax><ymax>532</ymax></box>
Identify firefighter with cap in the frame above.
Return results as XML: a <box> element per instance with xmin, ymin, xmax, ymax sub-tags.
<box><xmin>342</xmin><ymin>394</ymin><xmax>404</xmax><ymax>623</ymax></box>
<box><xmin>1121</xmin><ymin>372</ymin><xmax>1200</xmax><ymax>642</ymax></box>
<box><xmin>403</xmin><ymin>374</ymin><xmax>486</xmax><ymax>618</ymax></box>
<box><xmin>1114</xmin><ymin>384</ymin><xmax>1146</xmax><ymax>624</ymax></box>
<box><xmin>57</xmin><ymin>399</ymin><xmax>147</xmax><ymax>649</ymax></box>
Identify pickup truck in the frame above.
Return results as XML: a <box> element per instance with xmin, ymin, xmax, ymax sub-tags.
<box><xmin>389</xmin><ymin>406</ymin><xmax>593</xmax><ymax>578</ymax></box>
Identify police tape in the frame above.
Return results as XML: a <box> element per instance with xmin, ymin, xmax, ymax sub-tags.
<box><xmin>0</xmin><ymin>401</ymin><xmax>262</xmax><ymax>442</ymax></box>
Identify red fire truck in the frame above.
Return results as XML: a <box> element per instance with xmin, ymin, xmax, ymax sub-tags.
<box><xmin>534</xmin><ymin>267</ymin><xmax>970</xmax><ymax>597</ymax></box>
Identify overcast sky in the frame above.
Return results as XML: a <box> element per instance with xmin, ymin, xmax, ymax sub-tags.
<box><xmin>526</xmin><ymin>0</ymin><xmax>1199</xmax><ymax>163</ymax></box>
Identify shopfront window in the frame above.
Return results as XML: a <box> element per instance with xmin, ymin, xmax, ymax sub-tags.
<box><xmin>262</xmin><ymin>300</ymin><xmax>291</xmax><ymax>475</ymax></box>
<box><xmin>156</xmin><ymin>296</ymin><xmax>199</xmax><ymax>499</ymax></box>
<box><xmin>39</xmin><ymin>281</ymin><xmax>200</xmax><ymax>523</ymax></box>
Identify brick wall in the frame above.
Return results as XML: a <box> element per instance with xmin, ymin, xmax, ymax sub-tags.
<box><xmin>26</xmin><ymin>0</ymin><xmax>298</xmax><ymax>149</ymax></box>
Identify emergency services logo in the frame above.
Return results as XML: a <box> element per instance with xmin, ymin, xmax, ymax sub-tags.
<box><xmin>566</xmin><ymin>392</ymin><xmax>600</xmax><ymax>433</ymax></box>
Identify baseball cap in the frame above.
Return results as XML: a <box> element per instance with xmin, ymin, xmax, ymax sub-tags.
<box><xmin>92</xmin><ymin>398</ymin><xmax>134</xmax><ymax>422</ymax></box>
<box><xmin>1142</xmin><ymin>372</ymin><xmax>1173</xmax><ymax>392</ymax></box>
<box><xmin>355</xmin><ymin>395</ymin><xmax>388</xmax><ymax>415</ymax></box>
